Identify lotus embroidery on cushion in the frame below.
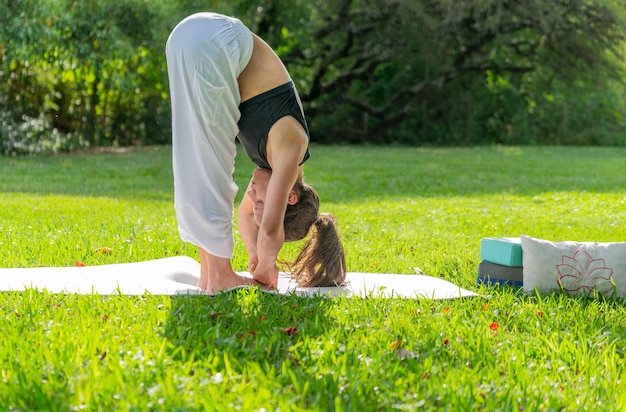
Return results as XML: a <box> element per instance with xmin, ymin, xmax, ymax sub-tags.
<box><xmin>556</xmin><ymin>249</ymin><xmax>615</xmax><ymax>296</ymax></box>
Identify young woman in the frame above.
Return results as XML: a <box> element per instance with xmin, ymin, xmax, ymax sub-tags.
<box><xmin>166</xmin><ymin>12</ymin><xmax>346</xmax><ymax>293</ymax></box>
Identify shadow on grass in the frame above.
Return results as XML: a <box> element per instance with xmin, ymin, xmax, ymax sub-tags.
<box><xmin>162</xmin><ymin>289</ymin><xmax>338</xmax><ymax>365</ymax></box>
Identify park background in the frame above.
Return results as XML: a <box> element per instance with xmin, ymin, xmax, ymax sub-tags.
<box><xmin>1</xmin><ymin>0</ymin><xmax>625</xmax><ymax>154</ymax></box>
<box><xmin>3</xmin><ymin>1</ymin><xmax>626</xmax><ymax>410</ymax></box>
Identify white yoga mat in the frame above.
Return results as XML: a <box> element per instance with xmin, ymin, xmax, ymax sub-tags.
<box><xmin>0</xmin><ymin>256</ymin><xmax>477</xmax><ymax>299</ymax></box>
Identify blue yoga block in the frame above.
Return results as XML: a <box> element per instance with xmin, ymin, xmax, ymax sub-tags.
<box><xmin>477</xmin><ymin>261</ymin><xmax>523</xmax><ymax>286</ymax></box>
<box><xmin>480</xmin><ymin>237</ymin><xmax>523</xmax><ymax>267</ymax></box>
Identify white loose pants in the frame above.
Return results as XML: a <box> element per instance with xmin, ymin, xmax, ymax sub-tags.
<box><xmin>166</xmin><ymin>13</ymin><xmax>253</xmax><ymax>258</ymax></box>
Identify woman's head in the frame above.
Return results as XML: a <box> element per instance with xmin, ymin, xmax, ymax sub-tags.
<box><xmin>283</xmin><ymin>180</ymin><xmax>319</xmax><ymax>242</ymax></box>
<box><xmin>247</xmin><ymin>168</ymin><xmax>272</xmax><ymax>226</ymax></box>
<box><xmin>246</xmin><ymin>168</ymin><xmax>307</xmax><ymax>229</ymax></box>
<box><xmin>247</xmin><ymin>170</ymin><xmax>346</xmax><ymax>287</ymax></box>
<box><xmin>283</xmin><ymin>180</ymin><xmax>347</xmax><ymax>288</ymax></box>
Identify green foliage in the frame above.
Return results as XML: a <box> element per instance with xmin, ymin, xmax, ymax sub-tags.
<box><xmin>0</xmin><ymin>111</ymin><xmax>83</xmax><ymax>156</ymax></box>
<box><xmin>493</xmin><ymin>72</ymin><xmax>626</xmax><ymax>146</ymax></box>
<box><xmin>1</xmin><ymin>0</ymin><xmax>626</xmax><ymax>153</ymax></box>
<box><xmin>0</xmin><ymin>0</ymin><xmax>176</xmax><ymax>152</ymax></box>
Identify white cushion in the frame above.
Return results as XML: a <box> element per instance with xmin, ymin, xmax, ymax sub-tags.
<box><xmin>521</xmin><ymin>235</ymin><xmax>626</xmax><ymax>297</ymax></box>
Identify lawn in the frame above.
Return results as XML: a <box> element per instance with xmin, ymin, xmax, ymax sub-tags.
<box><xmin>1</xmin><ymin>145</ymin><xmax>626</xmax><ymax>411</ymax></box>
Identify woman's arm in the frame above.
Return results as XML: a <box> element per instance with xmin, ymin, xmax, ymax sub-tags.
<box><xmin>237</xmin><ymin>184</ymin><xmax>260</xmax><ymax>272</ymax></box>
<box><xmin>252</xmin><ymin>116</ymin><xmax>308</xmax><ymax>286</ymax></box>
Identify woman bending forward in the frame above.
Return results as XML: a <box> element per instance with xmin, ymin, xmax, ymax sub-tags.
<box><xmin>166</xmin><ymin>12</ymin><xmax>346</xmax><ymax>293</ymax></box>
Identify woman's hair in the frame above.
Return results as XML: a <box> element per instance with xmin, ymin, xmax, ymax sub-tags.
<box><xmin>283</xmin><ymin>180</ymin><xmax>347</xmax><ymax>287</ymax></box>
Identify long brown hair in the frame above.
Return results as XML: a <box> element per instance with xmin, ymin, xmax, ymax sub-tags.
<box><xmin>283</xmin><ymin>180</ymin><xmax>347</xmax><ymax>287</ymax></box>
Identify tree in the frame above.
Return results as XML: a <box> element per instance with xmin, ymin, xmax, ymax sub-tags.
<box><xmin>2</xmin><ymin>0</ymin><xmax>625</xmax><ymax>153</ymax></box>
<box><xmin>245</xmin><ymin>0</ymin><xmax>626</xmax><ymax>144</ymax></box>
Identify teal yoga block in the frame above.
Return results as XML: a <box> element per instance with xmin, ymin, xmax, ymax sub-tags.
<box><xmin>480</xmin><ymin>237</ymin><xmax>523</xmax><ymax>267</ymax></box>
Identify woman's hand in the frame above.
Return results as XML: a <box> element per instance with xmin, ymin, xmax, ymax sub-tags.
<box><xmin>248</xmin><ymin>255</ymin><xmax>258</xmax><ymax>273</ymax></box>
<box><xmin>251</xmin><ymin>261</ymin><xmax>278</xmax><ymax>289</ymax></box>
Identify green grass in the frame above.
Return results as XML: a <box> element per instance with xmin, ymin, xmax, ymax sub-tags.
<box><xmin>1</xmin><ymin>145</ymin><xmax>626</xmax><ymax>411</ymax></box>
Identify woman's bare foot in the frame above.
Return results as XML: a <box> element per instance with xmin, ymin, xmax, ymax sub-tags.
<box><xmin>197</xmin><ymin>247</ymin><xmax>262</xmax><ymax>294</ymax></box>
<box><xmin>200</xmin><ymin>271</ymin><xmax>259</xmax><ymax>294</ymax></box>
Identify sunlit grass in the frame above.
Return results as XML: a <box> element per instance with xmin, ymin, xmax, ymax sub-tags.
<box><xmin>1</xmin><ymin>145</ymin><xmax>626</xmax><ymax>410</ymax></box>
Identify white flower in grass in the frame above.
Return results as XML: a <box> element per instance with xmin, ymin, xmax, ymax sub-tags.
<box><xmin>210</xmin><ymin>372</ymin><xmax>224</xmax><ymax>384</ymax></box>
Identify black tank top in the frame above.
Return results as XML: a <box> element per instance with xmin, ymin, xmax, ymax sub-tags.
<box><xmin>237</xmin><ymin>81</ymin><xmax>310</xmax><ymax>169</ymax></box>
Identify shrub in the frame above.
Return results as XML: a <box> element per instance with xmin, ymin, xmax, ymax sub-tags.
<box><xmin>0</xmin><ymin>111</ymin><xmax>83</xmax><ymax>156</ymax></box>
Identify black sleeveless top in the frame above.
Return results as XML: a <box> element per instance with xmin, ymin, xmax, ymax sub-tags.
<box><xmin>237</xmin><ymin>81</ymin><xmax>310</xmax><ymax>169</ymax></box>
